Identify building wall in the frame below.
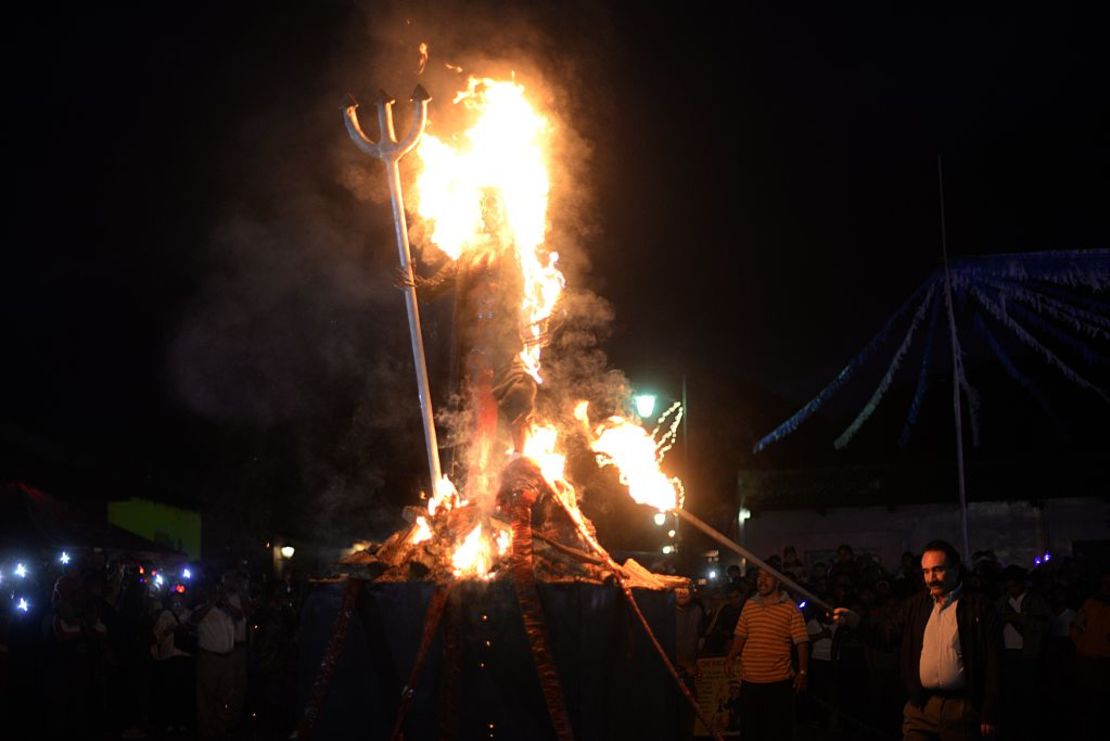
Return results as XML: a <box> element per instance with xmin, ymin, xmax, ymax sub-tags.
<box><xmin>740</xmin><ymin>497</ymin><xmax>1109</xmax><ymax>571</ymax></box>
<box><xmin>108</xmin><ymin>498</ymin><xmax>202</xmax><ymax>560</ymax></box>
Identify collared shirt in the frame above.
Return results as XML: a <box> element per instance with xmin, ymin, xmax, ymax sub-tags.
<box><xmin>734</xmin><ymin>591</ymin><xmax>809</xmax><ymax>683</ymax></box>
<box><xmin>1003</xmin><ymin>592</ymin><xmax>1026</xmax><ymax>650</ymax></box>
<box><xmin>228</xmin><ymin>592</ymin><xmax>247</xmax><ymax>643</ymax></box>
<box><xmin>197</xmin><ymin>605</ymin><xmax>236</xmax><ymax>654</ymax></box>
<box><xmin>153</xmin><ymin>606</ymin><xmax>192</xmax><ymax>660</ymax></box>
<box><xmin>919</xmin><ymin>585</ymin><xmax>966</xmax><ymax>690</ymax></box>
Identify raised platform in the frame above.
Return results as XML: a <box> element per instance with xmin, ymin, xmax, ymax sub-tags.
<box><xmin>299</xmin><ymin>579</ymin><xmax>679</xmax><ymax>740</ymax></box>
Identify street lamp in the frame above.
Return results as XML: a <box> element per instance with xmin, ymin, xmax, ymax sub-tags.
<box><xmin>280</xmin><ymin>545</ymin><xmax>296</xmax><ymax>559</ymax></box>
<box><xmin>634</xmin><ymin>394</ymin><xmax>657</xmax><ymax>419</ymax></box>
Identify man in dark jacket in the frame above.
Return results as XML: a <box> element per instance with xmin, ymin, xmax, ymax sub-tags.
<box><xmin>834</xmin><ymin>539</ymin><xmax>1001</xmax><ymax>740</ymax></box>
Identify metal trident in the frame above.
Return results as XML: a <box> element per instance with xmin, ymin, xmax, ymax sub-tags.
<box><xmin>344</xmin><ymin>86</ymin><xmax>442</xmax><ymax>492</ymax></box>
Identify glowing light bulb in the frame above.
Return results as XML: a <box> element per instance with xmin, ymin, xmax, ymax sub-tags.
<box><xmin>280</xmin><ymin>545</ymin><xmax>296</xmax><ymax>559</ymax></box>
<box><xmin>662</xmin><ymin>545</ymin><xmax>675</xmax><ymax>555</ymax></box>
<box><xmin>17</xmin><ymin>597</ymin><xmax>29</xmax><ymax>612</ymax></box>
<box><xmin>653</xmin><ymin>513</ymin><xmax>667</xmax><ymax>526</ymax></box>
<box><xmin>60</xmin><ymin>552</ymin><xmax>71</xmax><ymax>565</ymax></box>
<box><xmin>634</xmin><ymin>394</ymin><xmax>657</xmax><ymax>419</ymax></box>
<box><xmin>15</xmin><ymin>563</ymin><xmax>27</xmax><ymax>578</ymax></box>
<box><xmin>182</xmin><ymin>568</ymin><xmax>192</xmax><ymax>580</ymax></box>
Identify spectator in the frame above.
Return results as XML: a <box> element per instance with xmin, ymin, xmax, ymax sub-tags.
<box><xmin>192</xmin><ymin>581</ymin><xmax>240</xmax><ymax>738</ymax></box>
<box><xmin>804</xmin><ymin>606</ymin><xmax>838</xmax><ymax>731</ymax></box>
<box><xmin>829</xmin><ymin>544</ymin><xmax>858</xmax><ymax>585</ymax></box>
<box><xmin>997</xmin><ymin>565</ymin><xmax>1050</xmax><ymax>740</ymax></box>
<box><xmin>782</xmin><ymin>546</ymin><xmax>806</xmax><ymax>582</ymax></box>
<box><xmin>674</xmin><ymin>581</ymin><xmax>706</xmax><ymax>741</ymax></box>
<box><xmin>834</xmin><ymin>539</ymin><xmax>1002</xmax><ymax>740</ymax></box>
<box><xmin>703</xmin><ymin>584</ymin><xmax>746</xmax><ymax>656</ymax></box>
<box><xmin>222</xmin><ymin>570</ymin><xmax>251</xmax><ymax>732</ymax></box>
<box><xmin>724</xmin><ymin>568</ymin><xmax>809</xmax><ymax>741</ymax></box>
<box><xmin>1070</xmin><ymin>568</ymin><xmax>1110</xmax><ymax>741</ymax></box>
<box><xmin>152</xmin><ymin>591</ymin><xmax>194</xmax><ymax>734</ymax></box>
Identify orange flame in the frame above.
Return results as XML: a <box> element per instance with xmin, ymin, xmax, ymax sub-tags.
<box><xmin>411</xmin><ymin>515</ymin><xmax>433</xmax><ymax>544</ymax></box>
<box><xmin>581</xmin><ymin>402</ymin><xmax>685</xmax><ymax>512</ymax></box>
<box><xmin>427</xmin><ymin>475</ymin><xmax>462</xmax><ymax>517</ymax></box>
<box><xmin>414</xmin><ymin>77</ymin><xmax>563</xmax><ymax>383</ymax></box>
<box><xmin>452</xmin><ymin>524</ymin><xmax>494</xmax><ymax>578</ymax></box>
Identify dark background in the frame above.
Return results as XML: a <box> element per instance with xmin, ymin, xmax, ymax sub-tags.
<box><xmin>3</xmin><ymin>1</ymin><xmax>1108</xmax><ymax>554</ymax></box>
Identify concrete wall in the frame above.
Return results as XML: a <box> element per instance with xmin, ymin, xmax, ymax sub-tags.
<box><xmin>739</xmin><ymin>497</ymin><xmax>1110</xmax><ymax>571</ymax></box>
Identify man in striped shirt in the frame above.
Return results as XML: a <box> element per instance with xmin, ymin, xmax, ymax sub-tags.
<box><xmin>724</xmin><ymin>567</ymin><xmax>810</xmax><ymax>741</ymax></box>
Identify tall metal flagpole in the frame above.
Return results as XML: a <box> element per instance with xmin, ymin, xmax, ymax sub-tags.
<box><xmin>937</xmin><ymin>156</ymin><xmax>971</xmax><ymax>560</ymax></box>
<box><xmin>345</xmin><ymin>87</ymin><xmax>443</xmax><ymax>492</ymax></box>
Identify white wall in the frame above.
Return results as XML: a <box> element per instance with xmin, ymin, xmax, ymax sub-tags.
<box><xmin>740</xmin><ymin>497</ymin><xmax>1109</xmax><ymax>570</ymax></box>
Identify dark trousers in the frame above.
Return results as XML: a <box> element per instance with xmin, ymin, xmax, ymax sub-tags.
<box><xmin>1000</xmin><ymin>649</ymin><xmax>1038</xmax><ymax>740</ymax></box>
<box><xmin>154</xmin><ymin>655</ymin><xmax>195</xmax><ymax>729</ymax></box>
<box><xmin>903</xmin><ymin>695</ymin><xmax>981</xmax><ymax>741</ymax></box>
<box><xmin>739</xmin><ymin>678</ymin><xmax>794</xmax><ymax>741</ymax></box>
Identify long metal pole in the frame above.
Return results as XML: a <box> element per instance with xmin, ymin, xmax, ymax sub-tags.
<box><xmin>674</xmin><ymin>508</ymin><xmax>833</xmax><ymax>613</ymax></box>
<box><xmin>384</xmin><ymin>158</ymin><xmax>443</xmax><ymax>490</ymax></box>
<box><xmin>345</xmin><ymin>88</ymin><xmax>442</xmax><ymax>493</ymax></box>
<box><xmin>937</xmin><ymin>156</ymin><xmax>971</xmax><ymax>560</ymax></box>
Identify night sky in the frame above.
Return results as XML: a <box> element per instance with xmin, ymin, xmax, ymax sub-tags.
<box><xmin>3</xmin><ymin>2</ymin><xmax>1108</xmax><ymax>550</ymax></box>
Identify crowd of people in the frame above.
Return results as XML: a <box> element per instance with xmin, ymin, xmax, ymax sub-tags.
<box><xmin>4</xmin><ymin>540</ymin><xmax>1108</xmax><ymax>740</ymax></box>
<box><xmin>0</xmin><ymin>552</ymin><xmax>305</xmax><ymax>739</ymax></box>
<box><xmin>676</xmin><ymin>541</ymin><xmax>1110</xmax><ymax>740</ymax></box>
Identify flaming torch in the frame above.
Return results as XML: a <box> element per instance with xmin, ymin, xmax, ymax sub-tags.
<box><xmin>582</xmin><ymin>402</ymin><xmax>834</xmax><ymax>613</ymax></box>
<box><xmin>344</xmin><ymin>86</ymin><xmax>443</xmax><ymax>492</ymax></box>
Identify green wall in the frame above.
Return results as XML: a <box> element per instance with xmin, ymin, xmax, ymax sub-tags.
<box><xmin>108</xmin><ymin>498</ymin><xmax>202</xmax><ymax>560</ymax></box>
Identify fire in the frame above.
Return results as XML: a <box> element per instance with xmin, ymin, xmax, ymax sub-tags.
<box><xmin>427</xmin><ymin>475</ymin><xmax>462</xmax><ymax>516</ymax></box>
<box><xmin>521</xmin><ymin>422</ymin><xmax>566</xmax><ymax>488</ymax></box>
<box><xmin>411</xmin><ymin>516</ymin><xmax>433</xmax><ymax>545</ymax></box>
<box><xmin>414</xmin><ymin>77</ymin><xmax>563</xmax><ymax>382</ymax></box>
<box><xmin>452</xmin><ymin>524</ymin><xmax>493</xmax><ymax>578</ymax></box>
<box><xmin>581</xmin><ymin>402</ymin><xmax>685</xmax><ymax>513</ymax></box>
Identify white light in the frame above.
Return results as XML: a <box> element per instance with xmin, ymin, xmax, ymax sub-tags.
<box><xmin>662</xmin><ymin>545</ymin><xmax>675</xmax><ymax>555</ymax></box>
<box><xmin>653</xmin><ymin>513</ymin><xmax>667</xmax><ymax>527</ymax></box>
<box><xmin>182</xmin><ymin>568</ymin><xmax>192</xmax><ymax>580</ymax></box>
<box><xmin>1043</xmin><ymin>552</ymin><xmax>1052</xmax><ymax>562</ymax></box>
<box><xmin>280</xmin><ymin>545</ymin><xmax>296</xmax><ymax>559</ymax></box>
<box><xmin>60</xmin><ymin>552</ymin><xmax>71</xmax><ymax>565</ymax></box>
<box><xmin>634</xmin><ymin>394</ymin><xmax>657</xmax><ymax>419</ymax></box>
<box><xmin>17</xmin><ymin>597</ymin><xmax>29</xmax><ymax>612</ymax></box>
<box><xmin>708</xmin><ymin>570</ymin><xmax>718</xmax><ymax>579</ymax></box>
<box><xmin>154</xmin><ymin>574</ymin><xmax>164</xmax><ymax>587</ymax></box>
<box><xmin>799</xmin><ymin>600</ymin><xmax>807</xmax><ymax>609</ymax></box>
<box><xmin>15</xmin><ymin>563</ymin><xmax>27</xmax><ymax>578</ymax></box>
<box><xmin>667</xmin><ymin>529</ymin><xmax>676</xmax><ymax>538</ymax></box>
<box><xmin>738</xmin><ymin>507</ymin><xmax>752</xmax><ymax>523</ymax></box>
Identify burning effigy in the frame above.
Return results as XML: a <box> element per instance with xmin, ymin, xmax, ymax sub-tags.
<box><xmin>297</xmin><ymin>68</ymin><xmax>763</xmax><ymax>741</ymax></box>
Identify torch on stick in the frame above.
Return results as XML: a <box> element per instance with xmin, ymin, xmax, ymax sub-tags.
<box><xmin>344</xmin><ymin>86</ymin><xmax>442</xmax><ymax>491</ymax></box>
<box><xmin>672</xmin><ymin>508</ymin><xmax>835</xmax><ymax>614</ymax></box>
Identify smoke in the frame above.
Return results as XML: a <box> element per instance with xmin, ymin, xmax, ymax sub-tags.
<box><xmin>167</xmin><ymin>0</ymin><xmax>631</xmax><ymax>539</ymax></box>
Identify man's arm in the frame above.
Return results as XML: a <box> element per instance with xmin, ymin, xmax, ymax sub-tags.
<box><xmin>724</xmin><ymin>634</ymin><xmax>745</xmax><ymax>675</ymax></box>
<box><xmin>794</xmin><ymin>641</ymin><xmax>809</xmax><ymax>693</ymax></box>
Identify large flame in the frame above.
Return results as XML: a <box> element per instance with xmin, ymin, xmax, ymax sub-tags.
<box><xmin>414</xmin><ymin>77</ymin><xmax>563</xmax><ymax>383</ymax></box>
<box><xmin>452</xmin><ymin>524</ymin><xmax>494</xmax><ymax>578</ymax></box>
<box><xmin>582</xmin><ymin>402</ymin><xmax>685</xmax><ymax>512</ymax></box>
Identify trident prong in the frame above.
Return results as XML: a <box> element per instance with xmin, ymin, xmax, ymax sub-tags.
<box><xmin>345</xmin><ymin>84</ymin><xmax>443</xmax><ymax>493</ymax></box>
<box><xmin>344</xmin><ymin>85</ymin><xmax>430</xmax><ymax>161</ymax></box>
